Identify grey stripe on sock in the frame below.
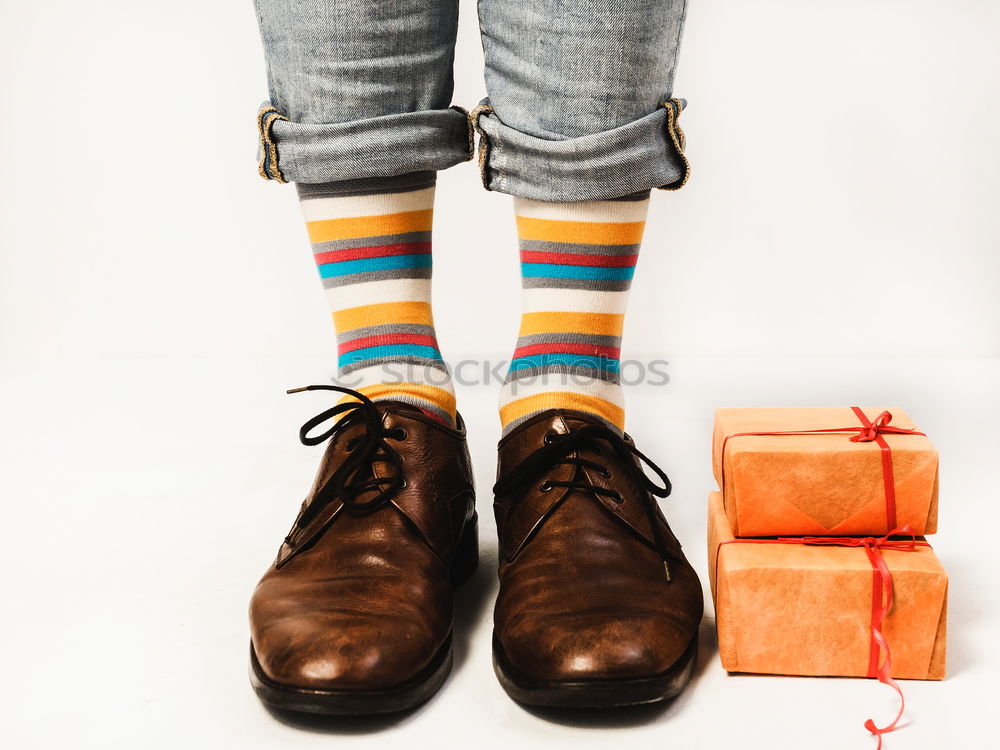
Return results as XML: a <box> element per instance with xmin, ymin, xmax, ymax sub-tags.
<box><xmin>521</xmin><ymin>276</ymin><xmax>632</xmax><ymax>292</ymax></box>
<box><xmin>519</xmin><ymin>239</ymin><xmax>640</xmax><ymax>257</ymax></box>
<box><xmin>312</xmin><ymin>231</ymin><xmax>433</xmax><ymax>254</ymax></box>
<box><xmin>337</xmin><ymin>323</ymin><xmax>437</xmax><ymax>345</ymax></box>
<box><xmin>296</xmin><ymin>171</ymin><xmax>436</xmax><ymax>199</ymax></box>
<box><xmin>515</xmin><ymin>332</ymin><xmax>622</xmax><ymax>349</ymax></box>
<box><xmin>612</xmin><ymin>189</ymin><xmax>652</xmax><ymax>202</ymax></box>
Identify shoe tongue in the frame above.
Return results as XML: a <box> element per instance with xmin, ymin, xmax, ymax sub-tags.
<box><xmin>369</xmin><ymin>399</ymin><xmax>420</xmax><ymax>416</ymax></box>
<box><xmin>498</xmin><ymin>409</ymin><xmax>611</xmax><ymax>479</ymax></box>
<box><xmin>559</xmin><ymin>412</ymin><xmax>603</xmax><ymax>432</ymax></box>
<box><xmin>526</xmin><ymin>408</ymin><xmax>607</xmax><ymax>432</ymax></box>
<box><xmin>367</xmin><ymin>399</ymin><xmax>452</xmax><ymax>426</ymax></box>
<box><xmin>542</xmin><ymin>409</ymin><xmax>621</xmax><ymax>437</ymax></box>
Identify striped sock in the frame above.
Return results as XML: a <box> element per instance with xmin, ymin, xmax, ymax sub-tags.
<box><xmin>499</xmin><ymin>194</ymin><xmax>648</xmax><ymax>435</ymax></box>
<box><xmin>297</xmin><ymin>172</ymin><xmax>456</xmax><ymax>426</ymax></box>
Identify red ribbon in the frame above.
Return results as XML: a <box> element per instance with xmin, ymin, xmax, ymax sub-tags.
<box><xmin>717</xmin><ymin>528</ymin><xmax>931</xmax><ymax>748</ymax></box>
<box><xmin>720</xmin><ymin>407</ymin><xmax>925</xmax><ymax>531</ymax></box>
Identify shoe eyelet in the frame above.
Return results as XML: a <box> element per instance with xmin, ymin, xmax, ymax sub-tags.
<box><xmin>610</xmin><ymin>491</ymin><xmax>624</xmax><ymax>504</ymax></box>
<box><xmin>599</xmin><ymin>468</ymin><xmax>611</xmax><ymax>479</ymax></box>
<box><xmin>399</xmin><ymin>478</ymin><xmax>408</xmax><ymax>489</ymax></box>
<box><xmin>391</xmin><ymin>427</ymin><xmax>407</xmax><ymax>440</ymax></box>
<box><xmin>539</xmin><ymin>480</ymin><xmax>553</xmax><ymax>492</ymax></box>
<box><xmin>543</xmin><ymin>431</ymin><xmax>558</xmax><ymax>445</ymax></box>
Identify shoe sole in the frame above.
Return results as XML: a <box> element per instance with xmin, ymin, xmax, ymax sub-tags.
<box><xmin>492</xmin><ymin>630</ymin><xmax>699</xmax><ymax>709</ymax></box>
<box><xmin>249</xmin><ymin>512</ymin><xmax>479</xmax><ymax>715</ymax></box>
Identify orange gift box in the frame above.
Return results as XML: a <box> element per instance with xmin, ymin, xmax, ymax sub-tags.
<box><xmin>708</xmin><ymin>491</ymin><xmax>947</xmax><ymax>680</ymax></box>
<box><xmin>712</xmin><ymin>407</ymin><xmax>939</xmax><ymax>536</ymax></box>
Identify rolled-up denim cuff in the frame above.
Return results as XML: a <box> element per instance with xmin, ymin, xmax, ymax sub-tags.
<box><xmin>468</xmin><ymin>98</ymin><xmax>690</xmax><ymax>202</ymax></box>
<box><xmin>256</xmin><ymin>103</ymin><xmax>474</xmax><ymax>184</ymax></box>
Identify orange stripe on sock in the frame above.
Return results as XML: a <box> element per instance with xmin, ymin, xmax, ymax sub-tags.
<box><xmin>339</xmin><ymin>383</ymin><xmax>457</xmax><ymax>420</ymax></box>
<box><xmin>334</xmin><ymin>301</ymin><xmax>434</xmax><ymax>333</ymax></box>
<box><xmin>307</xmin><ymin>209</ymin><xmax>434</xmax><ymax>243</ymax></box>
<box><xmin>518</xmin><ymin>311</ymin><xmax>625</xmax><ymax>338</ymax></box>
<box><xmin>500</xmin><ymin>392</ymin><xmax>625</xmax><ymax>430</ymax></box>
<box><xmin>515</xmin><ymin>216</ymin><xmax>645</xmax><ymax>245</ymax></box>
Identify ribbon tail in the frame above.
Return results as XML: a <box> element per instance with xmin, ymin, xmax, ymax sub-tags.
<box><xmin>864</xmin><ymin>627</ymin><xmax>905</xmax><ymax>746</ymax></box>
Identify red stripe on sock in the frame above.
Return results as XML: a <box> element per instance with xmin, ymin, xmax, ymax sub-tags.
<box><xmin>314</xmin><ymin>242</ymin><xmax>432</xmax><ymax>266</ymax></box>
<box><xmin>520</xmin><ymin>249</ymin><xmax>638</xmax><ymax>268</ymax></box>
<box><xmin>513</xmin><ymin>342</ymin><xmax>621</xmax><ymax>360</ymax></box>
<box><xmin>418</xmin><ymin>407</ymin><xmax>451</xmax><ymax>426</ymax></box>
<box><xmin>338</xmin><ymin>332</ymin><xmax>439</xmax><ymax>355</ymax></box>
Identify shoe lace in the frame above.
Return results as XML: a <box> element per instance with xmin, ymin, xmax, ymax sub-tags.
<box><xmin>285</xmin><ymin>384</ymin><xmax>407</xmax><ymax>532</ymax></box>
<box><xmin>492</xmin><ymin>424</ymin><xmax>677</xmax><ymax>582</ymax></box>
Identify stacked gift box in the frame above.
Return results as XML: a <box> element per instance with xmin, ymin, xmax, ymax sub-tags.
<box><xmin>707</xmin><ymin>407</ymin><xmax>948</xmax><ymax>742</ymax></box>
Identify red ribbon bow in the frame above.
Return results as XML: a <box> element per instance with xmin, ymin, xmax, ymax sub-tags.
<box><xmin>846</xmin><ymin>409</ymin><xmax>922</xmax><ymax>530</ymax></box>
<box><xmin>718</xmin><ymin>527</ymin><xmax>931</xmax><ymax>749</ymax></box>
<box><xmin>721</xmin><ymin>407</ymin><xmax>926</xmax><ymax>530</ymax></box>
<box><xmin>850</xmin><ymin>410</ymin><xmax>915</xmax><ymax>443</ymax></box>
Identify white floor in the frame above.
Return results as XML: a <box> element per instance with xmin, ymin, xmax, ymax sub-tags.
<box><xmin>1</xmin><ymin>356</ymin><xmax>995</xmax><ymax>749</ymax></box>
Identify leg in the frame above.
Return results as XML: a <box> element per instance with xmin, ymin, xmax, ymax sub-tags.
<box><xmin>482</xmin><ymin>0</ymin><xmax>689</xmax><ymax>433</ymax></box>
<box><xmin>498</xmin><ymin>193</ymin><xmax>646</xmax><ymax>435</ymax></box>
<box><xmin>249</xmin><ymin>1</ymin><xmax>478</xmax><ymax>716</ymax></box>
<box><xmin>255</xmin><ymin>0</ymin><xmax>469</xmax><ymax>423</ymax></box>
<box><xmin>255</xmin><ymin>0</ymin><xmax>469</xmax><ymax>183</ymax></box>
<box><xmin>473</xmin><ymin>0</ymin><xmax>689</xmax><ymax>201</ymax></box>
<box><xmin>482</xmin><ymin>0</ymin><xmax>704</xmax><ymax>709</ymax></box>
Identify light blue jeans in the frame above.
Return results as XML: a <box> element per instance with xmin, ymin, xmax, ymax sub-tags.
<box><xmin>254</xmin><ymin>0</ymin><xmax>689</xmax><ymax>202</ymax></box>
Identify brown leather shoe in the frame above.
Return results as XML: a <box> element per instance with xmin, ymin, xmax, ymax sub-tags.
<box><xmin>249</xmin><ymin>385</ymin><xmax>478</xmax><ymax>714</ymax></box>
<box><xmin>491</xmin><ymin>410</ymin><xmax>702</xmax><ymax>708</ymax></box>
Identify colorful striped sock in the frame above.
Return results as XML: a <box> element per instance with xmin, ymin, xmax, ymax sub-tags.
<box><xmin>297</xmin><ymin>172</ymin><xmax>456</xmax><ymax>426</ymax></box>
<box><xmin>499</xmin><ymin>193</ymin><xmax>648</xmax><ymax>435</ymax></box>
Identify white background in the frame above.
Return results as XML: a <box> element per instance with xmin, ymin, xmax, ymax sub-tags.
<box><xmin>1</xmin><ymin>1</ymin><xmax>997</xmax><ymax>748</ymax></box>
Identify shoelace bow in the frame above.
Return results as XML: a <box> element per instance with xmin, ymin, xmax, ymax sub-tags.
<box><xmin>285</xmin><ymin>385</ymin><xmax>408</xmax><ymax>533</ymax></box>
<box><xmin>492</xmin><ymin>424</ymin><xmax>678</xmax><ymax>581</ymax></box>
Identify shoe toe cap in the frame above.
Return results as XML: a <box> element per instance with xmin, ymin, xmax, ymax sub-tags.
<box><xmin>502</xmin><ymin>612</ymin><xmax>695</xmax><ymax>682</ymax></box>
<box><xmin>253</xmin><ymin>617</ymin><xmax>438</xmax><ymax>691</ymax></box>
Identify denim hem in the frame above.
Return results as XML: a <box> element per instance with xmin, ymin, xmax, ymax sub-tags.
<box><xmin>467</xmin><ymin>98</ymin><xmax>691</xmax><ymax>202</ymax></box>
<box><xmin>256</xmin><ymin>102</ymin><xmax>474</xmax><ymax>185</ymax></box>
